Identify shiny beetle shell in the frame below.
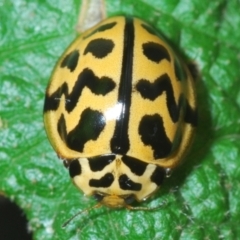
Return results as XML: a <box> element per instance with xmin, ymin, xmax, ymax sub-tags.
<box><xmin>43</xmin><ymin>16</ymin><xmax>197</xmax><ymax>208</ymax></box>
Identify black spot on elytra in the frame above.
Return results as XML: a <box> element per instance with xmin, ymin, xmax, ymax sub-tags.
<box><xmin>43</xmin><ymin>68</ymin><xmax>115</xmax><ymax>113</ymax></box>
<box><xmin>89</xmin><ymin>173</ymin><xmax>114</xmax><ymax>188</ymax></box>
<box><xmin>84</xmin><ymin>38</ymin><xmax>114</xmax><ymax>58</ymax></box>
<box><xmin>66</xmin><ymin>108</ymin><xmax>105</xmax><ymax>152</ymax></box>
<box><xmin>57</xmin><ymin>114</ymin><xmax>67</xmax><ymax>142</ymax></box>
<box><xmin>142</xmin><ymin>42</ymin><xmax>170</xmax><ymax>63</ymax></box>
<box><xmin>75</xmin><ymin>68</ymin><xmax>116</xmax><ymax>97</ymax></box>
<box><xmin>185</xmin><ymin>101</ymin><xmax>198</xmax><ymax>126</ymax></box>
<box><xmin>83</xmin><ymin>22</ymin><xmax>117</xmax><ymax>39</ymax></box>
<box><xmin>136</xmin><ymin>74</ymin><xmax>182</xmax><ymax>122</ymax></box>
<box><xmin>69</xmin><ymin>160</ymin><xmax>81</xmax><ymax>178</ymax></box>
<box><xmin>119</xmin><ymin>174</ymin><xmax>142</xmax><ymax>191</ymax></box>
<box><xmin>150</xmin><ymin>166</ymin><xmax>166</xmax><ymax>186</ymax></box>
<box><xmin>60</xmin><ymin>50</ymin><xmax>79</xmax><ymax>72</ymax></box>
<box><xmin>43</xmin><ymin>85</ymin><xmax>67</xmax><ymax>112</ymax></box>
<box><xmin>174</xmin><ymin>57</ymin><xmax>187</xmax><ymax>81</ymax></box>
<box><xmin>139</xmin><ymin>114</ymin><xmax>172</xmax><ymax>159</ymax></box>
<box><xmin>122</xmin><ymin>156</ymin><xmax>147</xmax><ymax>176</ymax></box>
<box><xmin>89</xmin><ymin>155</ymin><xmax>115</xmax><ymax>172</ymax></box>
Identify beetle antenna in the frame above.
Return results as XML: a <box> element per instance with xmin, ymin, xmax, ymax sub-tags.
<box><xmin>126</xmin><ymin>200</ymin><xmax>167</xmax><ymax>211</ymax></box>
<box><xmin>62</xmin><ymin>203</ymin><xmax>102</xmax><ymax>228</ymax></box>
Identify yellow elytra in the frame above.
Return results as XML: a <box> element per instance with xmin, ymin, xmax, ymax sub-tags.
<box><xmin>43</xmin><ymin>16</ymin><xmax>197</xmax><ymax>212</ymax></box>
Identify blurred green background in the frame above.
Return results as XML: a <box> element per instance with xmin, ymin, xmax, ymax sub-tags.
<box><xmin>1</xmin><ymin>0</ymin><xmax>240</xmax><ymax>239</ymax></box>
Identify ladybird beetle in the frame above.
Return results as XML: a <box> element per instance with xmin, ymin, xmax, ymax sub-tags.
<box><xmin>43</xmin><ymin>16</ymin><xmax>197</xmax><ymax>218</ymax></box>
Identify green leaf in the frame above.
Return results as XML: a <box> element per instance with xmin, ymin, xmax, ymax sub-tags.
<box><xmin>1</xmin><ymin>0</ymin><xmax>240</xmax><ymax>239</ymax></box>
